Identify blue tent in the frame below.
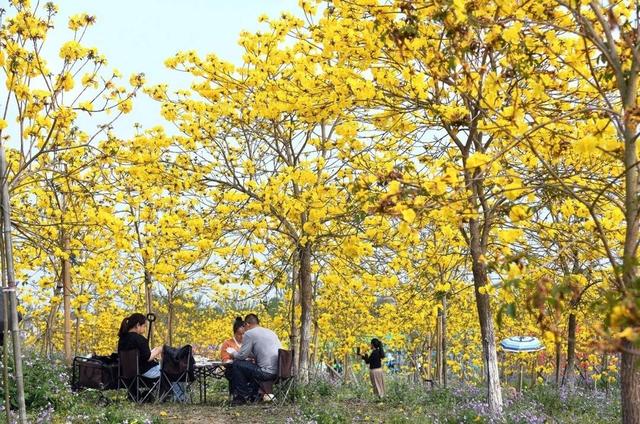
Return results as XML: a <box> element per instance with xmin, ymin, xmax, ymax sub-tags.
<box><xmin>500</xmin><ymin>336</ymin><xmax>544</xmax><ymax>353</ymax></box>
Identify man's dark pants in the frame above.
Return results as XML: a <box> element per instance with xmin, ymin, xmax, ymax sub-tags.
<box><xmin>231</xmin><ymin>360</ymin><xmax>276</xmax><ymax>402</ymax></box>
<box><xmin>224</xmin><ymin>365</ymin><xmax>233</xmax><ymax>395</ymax></box>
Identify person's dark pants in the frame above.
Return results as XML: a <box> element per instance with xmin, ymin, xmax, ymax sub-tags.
<box><xmin>224</xmin><ymin>364</ymin><xmax>233</xmax><ymax>394</ymax></box>
<box><xmin>231</xmin><ymin>360</ymin><xmax>276</xmax><ymax>402</ymax></box>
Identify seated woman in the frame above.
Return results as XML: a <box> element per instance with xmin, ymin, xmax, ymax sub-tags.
<box><xmin>118</xmin><ymin>313</ymin><xmax>163</xmax><ymax>378</ymax></box>
<box><xmin>220</xmin><ymin>317</ymin><xmax>245</xmax><ymax>397</ymax></box>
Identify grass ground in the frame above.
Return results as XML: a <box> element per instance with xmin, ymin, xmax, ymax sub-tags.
<box><xmin>47</xmin><ymin>376</ymin><xmax>620</xmax><ymax>424</ymax></box>
<box><xmin>1</xmin><ymin>354</ymin><xmax>620</xmax><ymax>424</ymax></box>
<box><xmin>132</xmin><ymin>382</ymin><xmax>621</xmax><ymax>424</ymax></box>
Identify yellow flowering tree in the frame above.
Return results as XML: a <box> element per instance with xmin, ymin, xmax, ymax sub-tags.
<box><xmin>155</xmin><ymin>12</ymin><xmax>368</xmax><ymax>382</ymax></box>
<box><xmin>311</xmin><ymin>0</ymin><xmax>554</xmax><ymax>413</ymax></box>
<box><xmin>1</xmin><ymin>1</ymin><xmax>139</xmax><ymax>419</ymax></box>
<box><xmin>500</xmin><ymin>1</ymin><xmax>640</xmax><ymax>420</ymax></box>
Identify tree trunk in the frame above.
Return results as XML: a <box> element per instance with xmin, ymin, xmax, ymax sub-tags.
<box><xmin>531</xmin><ymin>361</ymin><xmax>536</xmax><ymax>387</ymax></box>
<box><xmin>462</xmin><ymin>333</ymin><xmax>467</xmax><ymax>384</ymax></box>
<box><xmin>602</xmin><ymin>352</ymin><xmax>610</xmax><ymax>397</ymax></box>
<box><xmin>298</xmin><ymin>243</ymin><xmax>313</xmax><ymax>384</ymax></box>
<box><xmin>426</xmin><ymin>333</ymin><xmax>432</xmax><ymax>382</ymax></box>
<box><xmin>42</xmin><ymin>288</ymin><xmax>60</xmax><ymax>357</ymax></box>
<box><xmin>555</xmin><ymin>339</ymin><xmax>561</xmax><ymax>387</ymax></box>
<box><xmin>289</xmin><ymin>259</ymin><xmax>299</xmax><ymax>378</ymax></box>
<box><xmin>562</xmin><ymin>312</ymin><xmax>577</xmax><ymax>389</ymax></box>
<box><xmin>133</xmin><ymin>216</ymin><xmax>154</xmax><ymax>345</ymax></box>
<box><xmin>1</xmin><ymin>223</ymin><xmax>11</xmax><ymax>424</ymax></box>
<box><xmin>144</xmin><ymin>269</ymin><xmax>153</xmax><ymax>315</ymax></box>
<box><xmin>310</xmin><ymin>319</ymin><xmax>319</xmax><ymax>379</ymax></box>
<box><xmin>62</xmin><ymin>235</ymin><xmax>72</xmax><ymax>364</ymax></box>
<box><xmin>435</xmin><ymin>311</ymin><xmax>443</xmax><ymax>385</ymax></box>
<box><xmin>619</xmin><ymin>211</ymin><xmax>640</xmax><ymax>419</ymax></box>
<box><xmin>442</xmin><ymin>295</ymin><xmax>448</xmax><ymax>388</ymax></box>
<box><xmin>0</xmin><ymin>139</ymin><xmax>27</xmax><ymax>423</ymax></box>
<box><xmin>469</xmin><ymin>220</ymin><xmax>503</xmax><ymax>415</ymax></box>
<box><xmin>167</xmin><ymin>291</ymin><xmax>174</xmax><ymax>347</ymax></box>
<box><xmin>620</xmin><ymin>80</ymin><xmax>640</xmax><ymax>424</ymax></box>
<box><xmin>75</xmin><ymin>306</ymin><xmax>81</xmax><ymax>355</ymax></box>
<box><xmin>343</xmin><ymin>351</ymin><xmax>351</xmax><ymax>384</ymax></box>
<box><xmin>2</xmin><ymin>299</ymin><xmax>9</xmax><ymax>424</ymax></box>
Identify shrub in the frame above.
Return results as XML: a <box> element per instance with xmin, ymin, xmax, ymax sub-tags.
<box><xmin>296</xmin><ymin>376</ymin><xmax>338</xmax><ymax>401</ymax></box>
<box><xmin>0</xmin><ymin>352</ymin><xmax>73</xmax><ymax>412</ymax></box>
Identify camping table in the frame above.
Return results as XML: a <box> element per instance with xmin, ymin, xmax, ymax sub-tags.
<box><xmin>194</xmin><ymin>361</ymin><xmax>228</xmax><ymax>403</ymax></box>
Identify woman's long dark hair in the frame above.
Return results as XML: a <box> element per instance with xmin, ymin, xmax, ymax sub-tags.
<box><xmin>371</xmin><ymin>338</ymin><xmax>384</xmax><ymax>357</ymax></box>
<box><xmin>233</xmin><ymin>316</ymin><xmax>245</xmax><ymax>335</ymax></box>
<box><xmin>118</xmin><ymin>313</ymin><xmax>146</xmax><ymax>338</ymax></box>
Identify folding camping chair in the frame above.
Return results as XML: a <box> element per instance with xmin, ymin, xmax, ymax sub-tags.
<box><xmin>118</xmin><ymin>349</ymin><xmax>160</xmax><ymax>403</ymax></box>
<box><xmin>157</xmin><ymin>344</ymin><xmax>196</xmax><ymax>403</ymax></box>
<box><xmin>258</xmin><ymin>349</ymin><xmax>295</xmax><ymax>406</ymax></box>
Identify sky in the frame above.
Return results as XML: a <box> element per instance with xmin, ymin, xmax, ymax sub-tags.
<box><xmin>47</xmin><ymin>0</ymin><xmax>302</xmax><ymax>132</ymax></box>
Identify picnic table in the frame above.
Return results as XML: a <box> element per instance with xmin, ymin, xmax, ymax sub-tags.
<box><xmin>193</xmin><ymin>358</ymin><xmax>229</xmax><ymax>403</ymax></box>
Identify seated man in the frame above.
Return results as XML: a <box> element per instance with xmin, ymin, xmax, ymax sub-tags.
<box><xmin>226</xmin><ymin>313</ymin><xmax>281</xmax><ymax>404</ymax></box>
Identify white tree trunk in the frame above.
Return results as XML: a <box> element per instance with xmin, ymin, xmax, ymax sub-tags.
<box><xmin>0</xmin><ymin>139</ymin><xmax>27</xmax><ymax>423</ymax></box>
<box><xmin>469</xmin><ymin>219</ymin><xmax>503</xmax><ymax>415</ymax></box>
<box><xmin>298</xmin><ymin>244</ymin><xmax>313</xmax><ymax>384</ymax></box>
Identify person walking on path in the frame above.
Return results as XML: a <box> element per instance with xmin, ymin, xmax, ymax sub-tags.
<box><xmin>360</xmin><ymin>338</ymin><xmax>385</xmax><ymax>399</ymax></box>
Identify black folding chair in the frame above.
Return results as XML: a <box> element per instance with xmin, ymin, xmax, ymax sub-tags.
<box><xmin>258</xmin><ymin>349</ymin><xmax>296</xmax><ymax>405</ymax></box>
<box><xmin>118</xmin><ymin>349</ymin><xmax>159</xmax><ymax>403</ymax></box>
<box><xmin>157</xmin><ymin>345</ymin><xmax>195</xmax><ymax>403</ymax></box>
<box><xmin>273</xmin><ymin>349</ymin><xmax>296</xmax><ymax>405</ymax></box>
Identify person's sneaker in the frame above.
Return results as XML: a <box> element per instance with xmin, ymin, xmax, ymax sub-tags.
<box><xmin>263</xmin><ymin>393</ymin><xmax>275</xmax><ymax>402</ymax></box>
